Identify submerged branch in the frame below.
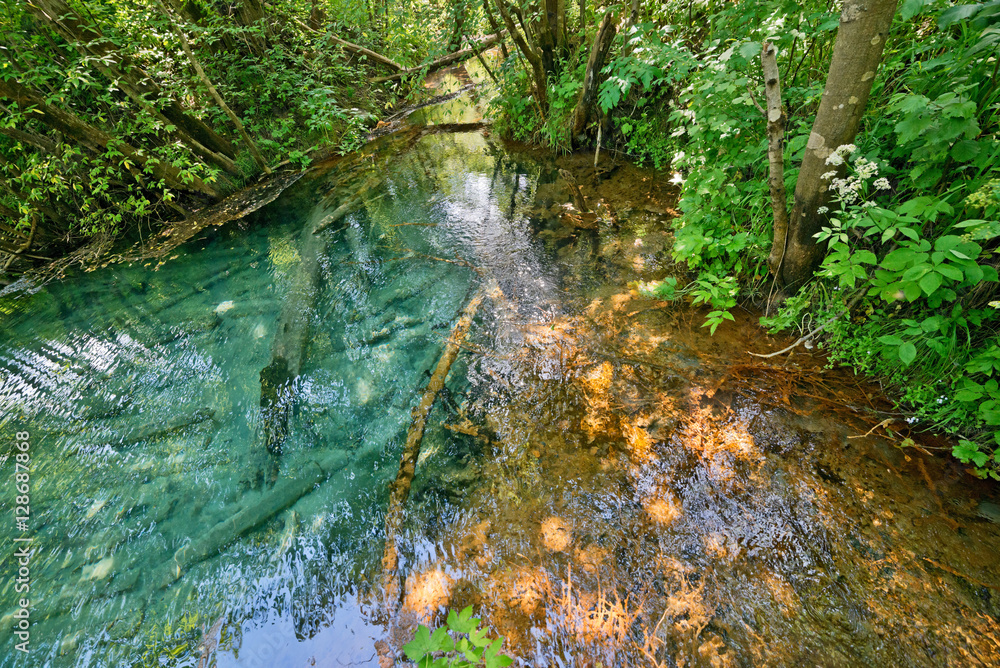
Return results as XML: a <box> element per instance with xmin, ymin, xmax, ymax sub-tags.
<box><xmin>381</xmin><ymin>283</ymin><xmax>488</xmax><ymax>607</ymax></box>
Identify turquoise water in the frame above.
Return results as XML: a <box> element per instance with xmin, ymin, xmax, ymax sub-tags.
<box><xmin>0</xmin><ymin>130</ymin><xmax>556</xmax><ymax>666</ymax></box>
<box><xmin>2</xmin><ymin>117</ymin><xmax>1000</xmax><ymax>667</ymax></box>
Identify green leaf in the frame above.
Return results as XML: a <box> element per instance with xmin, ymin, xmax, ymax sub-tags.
<box><xmin>469</xmin><ymin>625</ymin><xmax>490</xmax><ymax>648</ymax></box>
<box><xmin>898</xmin><ymin>342</ymin><xmax>917</xmax><ymax>365</ymax></box>
<box><xmin>936</xmin><ymin>264</ymin><xmax>964</xmax><ymax>281</ymax></box>
<box><xmin>903</xmin><ymin>282</ymin><xmax>923</xmax><ymax>301</ymax></box>
<box><xmin>404</xmin><ymin>626</ymin><xmax>434</xmax><ymax>661</ymax></box>
<box><xmin>954</xmin><ymin>389</ymin><xmax>983</xmax><ymax>402</ymax></box>
<box><xmin>484</xmin><ymin>639</ymin><xmax>514</xmax><ymax>668</ymax></box>
<box><xmin>950</xmin><ymin>139</ymin><xmax>980</xmax><ymax>162</ymax></box>
<box><xmin>939</xmin><ymin>5</ymin><xmax>984</xmax><ymax>29</ymax></box>
<box><xmin>430</xmin><ymin>626</ymin><xmax>454</xmax><ymax>652</ymax></box>
<box><xmin>919</xmin><ymin>270</ymin><xmax>943</xmax><ymax>295</ymax></box>
<box><xmin>901</xmin><ymin>0</ymin><xmax>935</xmax><ymax>19</ymax></box>
<box><xmin>449</xmin><ymin>607</ymin><xmax>478</xmax><ymax>635</ymax></box>
<box><xmin>879</xmin><ymin>335</ymin><xmax>904</xmax><ymax>345</ymax></box>
<box><xmin>855</xmin><ymin>250</ymin><xmax>878</xmax><ymax>265</ymax></box>
<box><xmin>738</xmin><ymin>41</ymin><xmax>762</xmax><ymax>60</ymax></box>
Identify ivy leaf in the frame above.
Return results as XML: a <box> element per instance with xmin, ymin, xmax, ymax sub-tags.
<box><xmin>898</xmin><ymin>342</ymin><xmax>917</xmax><ymax>366</ymax></box>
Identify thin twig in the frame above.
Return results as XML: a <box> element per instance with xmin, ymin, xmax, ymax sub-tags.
<box><xmin>749</xmin><ymin>291</ymin><xmax>864</xmax><ymax>358</ymax></box>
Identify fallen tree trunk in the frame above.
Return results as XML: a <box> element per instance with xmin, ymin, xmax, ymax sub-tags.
<box><xmin>373</xmin><ymin>34</ymin><xmax>504</xmax><ymax>83</ymax></box>
<box><xmin>155</xmin><ymin>448</ymin><xmax>350</xmax><ymax>587</ymax></box>
<box><xmin>259</xmin><ymin>215</ymin><xmax>328</xmax><ymax>455</ymax></box>
<box><xmin>381</xmin><ymin>282</ymin><xmax>488</xmax><ymax>607</ymax></box>
<box><xmin>116</xmin><ymin>407</ymin><xmax>215</xmax><ymax>447</ymax></box>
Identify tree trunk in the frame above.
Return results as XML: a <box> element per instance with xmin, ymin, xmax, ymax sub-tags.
<box><xmin>482</xmin><ymin>0</ymin><xmax>509</xmax><ymax>58</ymax></box>
<box><xmin>494</xmin><ymin>0</ymin><xmax>548</xmax><ymax>109</ymax></box>
<box><xmin>778</xmin><ymin>0</ymin><xmax>898</xmax><ymax>290</ymax></box>
<box><xmin>761</xmin><ymin>41</ymin><xmax>789</xmax><ymax>278</ymax></box>
<box><xmin>448</xmin><ymin>0</ymin><xmax>467</xmax><ymax>53</ymax></box>
<box><xmin>0</xmin><ymin>77</ymin><xmax>221</xmax><ymax>199</ymax></box>
<box><xmin>570</xmin><ymin>12</ymin><xmax>617</xmax><ymax>142</ymax></box>
<box><xmin>160</xmin><ymin>0</ymin><xmax>272</xmax><ymax>174</ymax></box>
<box><xmin>373</xmin><ymin>34</ymin><xmax>504</xmax><ymax>83</ymax></box>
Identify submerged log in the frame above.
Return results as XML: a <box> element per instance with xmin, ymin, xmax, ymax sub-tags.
<box><xmin>116</xmin><ymin>407</ymin><xmax>216</xmax><ymax>447</ymax></box>
<box><xmin>261</xmin><ymin>175</ymin><xmax>383</xmax><ymax>455</ymax></box>
<box><xmin>156</xmin><ymin>448</ymin><xmax>350</xmax><ymax>587</ymax></box>
<box><xmin>260</xmin><ymin>219</ymin><xmax>327</xmax><ymax>455</ymax></box>
<box><xmin>381</xmin><ymin>282</ymin><xmax>488</xmax><ymax>606</ymax></box>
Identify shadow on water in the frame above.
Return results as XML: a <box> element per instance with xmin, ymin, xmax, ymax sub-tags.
<box><xmin>1</xmin><ymin>86</ymin><xmax>999</xmax><ymax>667</ymax></box>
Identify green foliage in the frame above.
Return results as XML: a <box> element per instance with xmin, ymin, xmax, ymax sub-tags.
<box><xmin>528</xmin><ymin>0</ymin><xmax>1000</xmax><ymax>477</ymax></box>
<box><xmin>403</xmin><ymin>607</ymin><xmax>514</xmax><ymax>668</ymax></box>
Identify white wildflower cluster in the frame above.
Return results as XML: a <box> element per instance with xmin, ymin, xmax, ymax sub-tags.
<box><xmin>824</xmin><ymin>143</ymin><xmax>857</xmax><ymax>166</ymax></box>
<box><xmin>854</xmin><ymin>157</ymin><xmax>877</xmax><ymax>179</ymax></box>
<box><xmin>822</xmin><ymin>148</ymin><xmax>886</xmax><ymax>206</ymax></box>
<box><xmin>817</xmin><ymin>206</ymin><xmax>829</xmax><ymax>214</ymax></box>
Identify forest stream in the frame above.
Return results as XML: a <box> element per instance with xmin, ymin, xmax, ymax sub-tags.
<box><xmin>1</xmin><ymin>79</ymin><xmax>999</xmax><ymax>667</ymax></box>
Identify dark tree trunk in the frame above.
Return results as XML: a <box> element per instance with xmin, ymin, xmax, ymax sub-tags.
<box><xmin>494</xmin><ymin>0</ymin><xmax>548</xmax><ymax>110</ymax></box>
<box><xmin>482</xmin><ymin>0</ymin><xmax>509</xmax><ymax>58</ymax></box>
<box><xmin>777</xmin><ymin>0</ymin><xmax>899</xmax><ymax>290</ymax></box>
<box><xmin>570</xmin><ymin>12</ymin><xmax>617</xmax><ymax>141</ymax></box>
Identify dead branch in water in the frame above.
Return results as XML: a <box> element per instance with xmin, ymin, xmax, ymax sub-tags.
<box><xmin>381</xmin><ymin>284</ymin><xmax>488</xmax><ymax>608</ymax></box>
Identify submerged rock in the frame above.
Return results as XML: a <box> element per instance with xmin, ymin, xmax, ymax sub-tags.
<box><xmin>214</xmin><ymin>300</ymin><xmax>235</xmax><ymax>314</ymax></box>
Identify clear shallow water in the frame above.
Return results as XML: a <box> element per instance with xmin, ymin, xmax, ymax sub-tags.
<box><xmin>1</xmin><ymin>116</ymin><xmax>999</xmax><ymax>667</ymax></box>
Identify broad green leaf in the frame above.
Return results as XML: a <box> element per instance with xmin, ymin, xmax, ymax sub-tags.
<box><xmin>855</xmin><ymin>250</ymin><xmax>878</xmax><ymax>265</ymax></box>
<box><xmin>919</xmin><ymin>270</ymin><xmax>943</xmax><ymax>295</ymax></box>
<box><xmin>879</xmin><ymin>335</ymin><xmax>905</xmax><ymax>345</ymax></box>
<box><xmin>950</xmin><ymin>139</ymin><xmax>980</xmax><ymax>162</ymax></box>
<box><xmin>404</xmin><ymin>626</ymin><xmax>433</xmax><ymax>661</ymax></box>
<box><xmin>901</xmin><ymin>0</ymin><xmax>935</xmax><ymax>19</ymax></box>
<box><xmin>738</xmin><ymin>41</ymin><xmax>762</xmax><ymax>60</ymax></box>
<box><xmin>898</xmin><ymin>342</ymin><xmax>917</xmax><ymax>365</ymax></box>
<box><xmin>430</xmin><ymin>626</ymin><xmax>454</xmax><ymax>652</ymax></box>
<box><xmin>484</xmin><ymin>639</ymin><xmax>514</xmax><ymax>668</ymax></box>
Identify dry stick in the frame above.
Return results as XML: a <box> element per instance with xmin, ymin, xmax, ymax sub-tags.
<box><xmin>922</xmin><ymin>557</ymin><xmax>1000</xmax><ymax>592</ymax></box>
<box><xmin>159</xmin><ymin>0</ymin><xmax>271</xmax><ymax>174</ymax></box>
<box><xmin>748</xmin><ymin>291</ymin><xmax>864</xmax><ymax>358</ymax></box>
<box><xmin>381</xmin><ymin>284</ymin><xmax>488</xmax><ymax>608</ymax></box>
